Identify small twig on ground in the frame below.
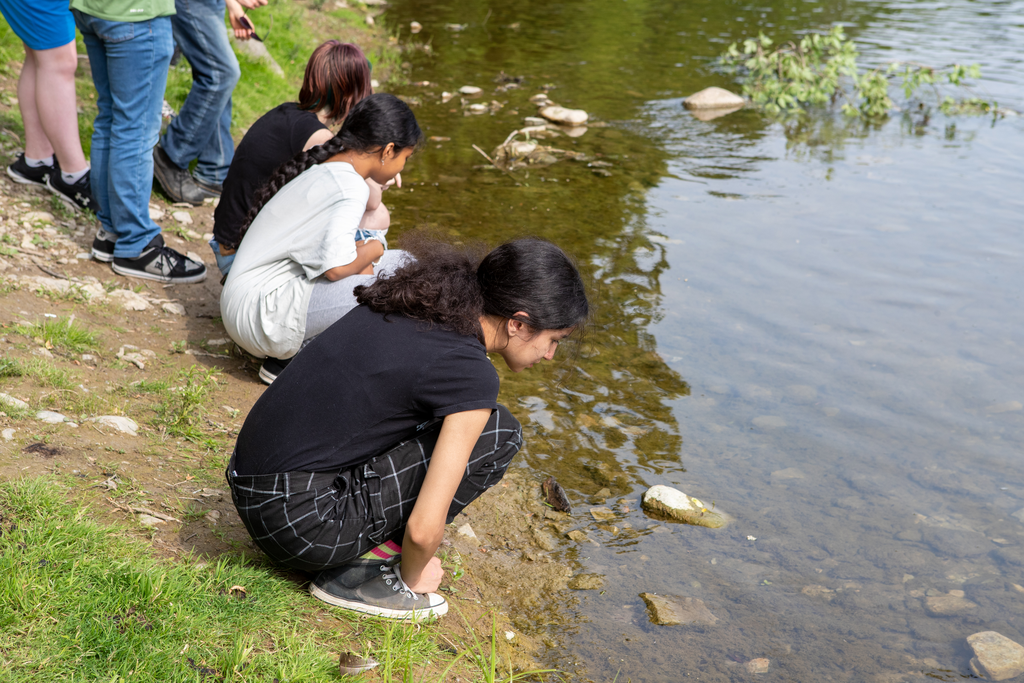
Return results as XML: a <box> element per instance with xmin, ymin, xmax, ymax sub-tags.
<box><xmin>34</xmin><ymin>262</ymin><xmax>68</xmax><ymax>279</ymax></box>
<box><xmin>130</xmin><ymin>506</ymin><xmax>180</xmax><ymax>523</ymax></box>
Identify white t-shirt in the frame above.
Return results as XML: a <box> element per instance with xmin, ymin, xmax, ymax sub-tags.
<box><xmin>221</xmin><ymin>162</ymin><xmax>370</xmax><ymax>359</ymax></box>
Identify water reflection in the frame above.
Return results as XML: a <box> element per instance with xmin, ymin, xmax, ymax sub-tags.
<box><xmin>383</xmin><ymin>0</ymin><xmax>1024</xmax><ymax>680</ymax></box>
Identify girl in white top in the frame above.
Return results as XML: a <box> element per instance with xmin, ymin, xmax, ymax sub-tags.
<box><xmin>221</xmin><ymin>94</ymin><xmax>420</xmax><ymax>375</ymax></box>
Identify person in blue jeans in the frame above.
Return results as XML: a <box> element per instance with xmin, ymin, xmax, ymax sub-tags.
<box><xmin>72</xmin><ymin>0</ymin><xmax>207</xmax><ymax>284</ymax></box>
<box><xmin>152</xmin><ymin>0</ymin><xmax>265</xmax><ymax>205</ymax></box>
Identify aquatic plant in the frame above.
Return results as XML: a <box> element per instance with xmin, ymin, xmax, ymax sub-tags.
<box><xmin>719</xmin><ymin>26</ymin><xmax>993</xmax><ymax>118</ymax></box>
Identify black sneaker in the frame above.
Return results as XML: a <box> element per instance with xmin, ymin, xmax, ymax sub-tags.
<box><xmin>152</xmin><ymin>143</ymin><xmax>205</xmax><ymax>206</ymax></box>
<box><xmin>112</xmin><ymin>234</ymin><xmax>207</xmax><ymax>284</ymax></box>
<box><xmin>91</xmin><ymin>227</ymin><xmax>117</xmax><ymax>263</ymax></box>
<box><xmin>193</xmin><ymin>176</ymin><xmax>222</xmax><ymax>198</ymax></box>
<box><xmin>46</xmin><ymin>170</ymin><xmax>95</xmax><ymax>213</ymax></box>
<box><xmin>310</xmin><ymin>561</ymin><xmax>448</xmax><ymax>621</ymax></box>
<box><xmin>258</xmin><ymin>356</ymin><xmax>292</xmax><ymax>384</ymax></box>
<box><xmin>7</xmin><ymin>153</ymin><xmax>55</xmax><ymax>187</ymax></box>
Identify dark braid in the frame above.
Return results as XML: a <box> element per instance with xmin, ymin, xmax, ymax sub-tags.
<box><xmin>238</xmin><ymin>93</ymin><xmax>422</xmax><ymax>240</ymax></box>
<box><xmin>238</xmin><ymin>136</ymin><xmax>346</xmax><ymax>239</ymax></box>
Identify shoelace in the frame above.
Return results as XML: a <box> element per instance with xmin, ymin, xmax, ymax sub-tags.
<box><xmin>153</xmin><ymin>245</ymin><xmax>196</xmax><ymax>273</ymax></box>
<box><xmin>381</xmin><ymin>564</ymin><xmax>420</xmax><ymax>601</ymax></box>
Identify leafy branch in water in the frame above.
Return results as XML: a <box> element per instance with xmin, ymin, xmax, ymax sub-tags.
<box><xmin>720</xmin><ymin>26</ymin><xmax>994</xmax><ymax>118</ymax></box>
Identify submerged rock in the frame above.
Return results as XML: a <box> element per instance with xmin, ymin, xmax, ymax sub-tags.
<box><xmin>459</xmin><ymin>85</ymin><xmax>482</xmax><ymax>95</ymax></box>
<box><xmin>538</xmin><ymin>105</ymin><xmax>588</xmax><ymax>126</ymax></box>
<box><xmin>745</xmin><ymin>658</ymin><xmax>770</xmax><ymax>674</ymax></box>
<box><xmin>641</xmin><ymin>485</ymin><xmax>726</xmax><ymax>528</ymax></box>
<box><xmin>639</xmin><ymin>593</ymin><xmax>718</xmax><ymax>626</ymax></box>
<box><xmin>568</xmin><ymin>573</ymin><xmax>604</xmax><ymax>590</ymax></box>
<box><xmin>967</xmin><ymin>631</ymin><xmax>1024</xmax><ymax>680</ymax></box>
<box><xmin>925</xmin><ymin>592</ymin><xmax>978</xmax><ymax>616</ymax></box>
<box><xmin>683</xmin><ymin>87</ymin><xmax>745</xmax><ymax>110</ymax></box>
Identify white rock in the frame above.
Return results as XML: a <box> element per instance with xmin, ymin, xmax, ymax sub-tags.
<box><xmin>76</xmin><ymin>253</ymin><xmax>91</xmax><ymax>260</ymax></box>
<box><xmin>538</xmin><ymin>105</ymin><xmax>588</xmax><ymax>126</ymax></box>
<box><xmin>364</xmin><ymin>14</ymin><xmax>375</xmax><ymax>26</ymax></box>
<box><xmin>529</xmin><ymin>93</ymin><xmax>551</xmax><ymax>105</ymax></box>
<box><xmin>967</xmin><ymin>631</ymin><xmax>1024</xmax><ymax>680</ymax></box>
<box><xmin>149</xmin><ymin>206</ymin><xmax>165</xmax><ymax>220</ymax></box>
<box><xmin>523</xmin><ymin>116</ymin><xmax>546</xmax><ymax>126</ymax></box>
<box><xmin>23</xmin><ymin>211</ymin><xmax>55</xmax><ymax>224</ymax></box>
<box><xmin>441</xmin><ymin>91</ymin><xmax>454</xmax><ymax>103</ymax></box>
<box><xmin>117</xmin><ymin>346</ymin><xmax>147</xmax><ymax>369</ymax></box>
<box><xmin>81</xmin><ymin>354</ymin><xmax>96</xmax><ymax>362</ymax></box>
<box><xmin>32</xmin><ymin>346</ymin><xmax>55</xmax><ymax>359</ymax></box>
<box><xmin>108</xmin><ymin>289</ymin><xmax>151</xmax><ymax>311</ymax></box>
<box><xmin>171</xmin><ymin>211</ymin><xmax>193</xmax><ymax>225</ymax></box>
<box><xmin>2</xmin><ymin>428</ymin><xmax>16</xmax><ymax>440</ymax></box>
<box><xmin>467</xmin><ymin>103</ymin><xmax>487</xmax><ymax>114</ymax></box>
<box><xmin>89</xmin><ymin>415</ymin><xmax>139</xmax><ymax>435</ymax></box>
<box><xmin>683</xmin><ymin>87</ymin><xmax>746</xmax><ymax>110</ymax></box>
<box><xmin>205</xmin><ymin>509</ymin><xmax>221</xmax><ymax>523</ymax></box>
<box><xmin>137</xmin><ymin>514</ymin><xmax>164</xmax><ymax>527</ymax></box>
<box><xmin>564</xmin><ymin>126</ymin><xmax>588</xmax><ymax>138</ymax></box>
<box><xmin>206</xmin><ymin>338</ymin><xmax>231</xmax><ymax>346</ymax></box>
<box><xmin>457</xmin><ymin>523</ymin><xmax>478</xmax><ymax>540</ymax></box>
<box><xmin>0</xmin><ymin>393</ymin><xmax>29</xmax><ymax>410</ymax></box>
<box><xmin>505</xmin><ymin>631</ymin><xmax>515</xmax><ymax>641</ymax></box>
<box><xmin>459</xmin><ymin>85</ymin><xmax>482</xmax><ymax>95</ymax></box>
<box><xmin>642</xmin><ymin>485</ymin><xmax>726</xmax><ymax>528</ymax></box>
<box><xmin>410</xmin><ymin>20</ymin><xmax>422</xmax><ymax>33</ymax></box>
<box><xmin>162</xmin><ymin>302</ymin><xmax>187</xmax><ymax>316</ymax></box>
<box><xmin>36</xmin><ymin>410</ymin><xmax>67</xmax><ymax>424</ymax></box>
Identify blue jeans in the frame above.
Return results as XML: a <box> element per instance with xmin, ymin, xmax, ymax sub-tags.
<box><xmin>208</xmin><ymin>238</ymin><xmax>235</xmax><ymax>276</ymax></box>
<box><xmin>74</xmin><ymin>11</ymin><xmax>172</xmax><ymax>258</ymax></box>
<box><xmin>162</xmin><ymin>0</ymin><xmax>239</xmax><ymax>185</ymax></box>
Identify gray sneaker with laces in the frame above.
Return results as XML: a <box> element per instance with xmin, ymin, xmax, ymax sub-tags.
<box><xmin>310</xmin><ymin>561</ymin><xmax>448</xmax><ymax>621</ymax></box>
<box><xmin>112</xmin><ymin>234</ymin><xmax>206</xmax><ymax>284</ymax></box>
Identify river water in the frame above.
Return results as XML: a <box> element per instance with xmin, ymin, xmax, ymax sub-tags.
<box><xmin>378</xmin><ymin>0</ymin><xmax>1024</xmax><ymax>680</ymax></box>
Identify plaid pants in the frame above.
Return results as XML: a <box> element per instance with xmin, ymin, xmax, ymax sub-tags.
<box><xmin>226</xmin><ymin>405</ymin><xmax>522</xmax><ymax>572</ymax></box>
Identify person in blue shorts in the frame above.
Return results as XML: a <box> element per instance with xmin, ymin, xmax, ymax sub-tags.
<box><xmin>0</xmin><ymin>0</ymin><xmax>94</xmax><ymax>212</ymax></box>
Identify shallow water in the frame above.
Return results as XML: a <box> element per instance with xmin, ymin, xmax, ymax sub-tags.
<box><xmin>381</xmin><ymin>0</ymin><xmax>1024</xmax><ymax>679</ymax></box>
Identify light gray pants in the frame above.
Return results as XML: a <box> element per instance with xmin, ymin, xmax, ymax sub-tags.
<box><xmin>303</xmin><ymin>249</ymin><xmax>411</xmax><ymax>341</ymax></box>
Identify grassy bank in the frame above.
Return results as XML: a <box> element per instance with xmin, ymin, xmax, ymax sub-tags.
<box><xmin>0</xmin><ymin>477</ymin><xmax>475</xmax><ymax>682</ymax></box>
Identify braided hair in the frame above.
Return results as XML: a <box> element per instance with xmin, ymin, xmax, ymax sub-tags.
<box><xmin>239</xmin><ymin>93</ymin><xmax>421</xmax><ymax>239</ymax></box>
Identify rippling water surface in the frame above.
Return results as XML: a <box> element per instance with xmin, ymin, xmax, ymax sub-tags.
<box><xmin>380</xmin><ymin>0</ymin><xmax>1024</xmax><ymax>679</ymax></box>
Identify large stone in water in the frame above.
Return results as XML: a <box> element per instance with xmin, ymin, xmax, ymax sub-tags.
<box><xmin>967</xmin><ymin>631</ymin><xmax>1024</xmax><ymax>680</ymax></box>
<box><xmin>538</xmin><ymin>105</ymin><xmax>588</xmax><ymax>125</ymax></box>
<box><xmin>683</xmin><ymin>87</ymin><xmax>746</xmax><ymax>110</ymax></box>
<box><xmin>925</xmin><ymin>592</ymin><xmax>978</xmax><ymax>615</ymax></box>
<box><xmin>639</xmin><ymin>593</ymin><xmax>718</xmax><ymax>626</ymax></box>
<box><xmin>642</xmin><ymin>485</ymin><xmax>725</xmax><ymax>528</ymax></box>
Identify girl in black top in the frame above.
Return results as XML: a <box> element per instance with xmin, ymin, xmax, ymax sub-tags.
<box><xmin>226</xmin><ymin>234</ymin><xmax>590</xmax><ymax>620</ymax></box>
<box><xmin>211</xmin><ymin>40</ymin><xmax>395</xmax><ymax>277</ymax></box>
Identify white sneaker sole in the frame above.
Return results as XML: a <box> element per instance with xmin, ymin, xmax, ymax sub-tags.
<box><xmin>309</xmin><ymin>584</ymin><xmax>448</xmax><ymax>621</ymax></box>
<box><xmin>91</xmin><ymin>247</ymin><xmax>114</xmax><ymax>263</ymax></box>
<box><xmin>6</xmin><ymin>166</ymin><xmax>46</xmax><ymax>187</ymax></box>
<box><xmin>111</xmin><ymin>261</ymin><xmax>207</xmax><ymax>284</ymax></box>
<box><xmin>258</xmin><ymin>363</ymin><xmax>279</xmax><ymax>385</ymax></box>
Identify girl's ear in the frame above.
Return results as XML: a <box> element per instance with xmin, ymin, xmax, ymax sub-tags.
<box><xmin>506</xmin><ymin>312</ymin><xmax>531</xmax><ymax>338</ymax></box>
<box><xmin>381</xmin><ymin>142</ymin><xmax>396</xmax><ymax>160</ymax></box>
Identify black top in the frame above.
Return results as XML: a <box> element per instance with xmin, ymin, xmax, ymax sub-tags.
<box><xmin>213</xmin><ymin>103</ymin><xmax>328</xmax><ymax>250</ymax></box>
<box><xmin>234</xmin><ymin>306</ymin><xmax>500</xmax><ymax>475</ymax></box>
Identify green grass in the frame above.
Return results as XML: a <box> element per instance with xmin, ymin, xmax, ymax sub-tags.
<box><xmin>0</xmin><ymin>477</ymin><xmax>495</xmax><ymax>683</ymax></box>
<box><xmin>14</xmin><ymin>316</ymin><xmax>100</xmax><ymax>355</ymax></box>
<box><xmin>0</xmin><ymin>478</ymin><xmax>356</xmax><ymax>681</ymax></box>
<box><xmin>155</xmin><ymin>366</ymin><xmax>220</xmax><ymax>442</ymax></box>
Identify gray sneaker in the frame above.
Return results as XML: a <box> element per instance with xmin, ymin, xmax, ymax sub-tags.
<box><xmin>91</xmin><ymin>227</ymin><xmax>117</xmax><ymax>263</ymax></box>
<box><xmin>310</xmin><ymin>561</ymin><xmax>448</xmax><ymax>621</ymax></box>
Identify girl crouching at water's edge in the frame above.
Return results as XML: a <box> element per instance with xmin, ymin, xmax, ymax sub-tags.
<box><xmin>226</xmin><ymin>234</ymin><xmax>590</xmax><ymax>620</ymax></box>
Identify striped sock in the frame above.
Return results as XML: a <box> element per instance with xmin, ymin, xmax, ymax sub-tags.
<box><xmin>360</xmin><ymin>539</ymin><xmax>401</xmax><ymax>562</ymax></box>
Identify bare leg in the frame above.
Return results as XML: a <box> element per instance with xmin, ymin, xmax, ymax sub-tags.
<box><xmin>357</xmin><ymin>202</ymin><xmax>391</xmax><ymax>234</ymax></box>
<box><xmin>21</xmin><ymin>42</ymin><xmax>87</xmax><ymax>173</ymax></box>
<box><xmin>18</xmin><ymin>45</ymin><xmax>51</xmax><ymax>160</ymax></box>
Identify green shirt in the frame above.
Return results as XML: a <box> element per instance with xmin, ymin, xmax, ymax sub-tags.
<box><xmin>70</xmin><ymin>0</ymin><xmax>175</xmax><ymax>22</ymax></box>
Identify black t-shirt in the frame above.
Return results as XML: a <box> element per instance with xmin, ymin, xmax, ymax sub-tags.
<box><xmin>213</xmin><ymin>103</ymin><xmax>328</xmax><ymax>250</ymax></box>
<box><xmin>234</xmin><ymin>306</ymin><xmax>501</xmax><ymax>475</ymax></box>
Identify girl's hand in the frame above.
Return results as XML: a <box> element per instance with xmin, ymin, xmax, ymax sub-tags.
<box><xmin>383</xmin><ymin>173</ymin><xmax>402</xmax><ymax>190</ymax></box>
<box><xmin>403</xmin><ymin>556</ymin><xmax>444</xmax><ymax>594</ymax></box>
